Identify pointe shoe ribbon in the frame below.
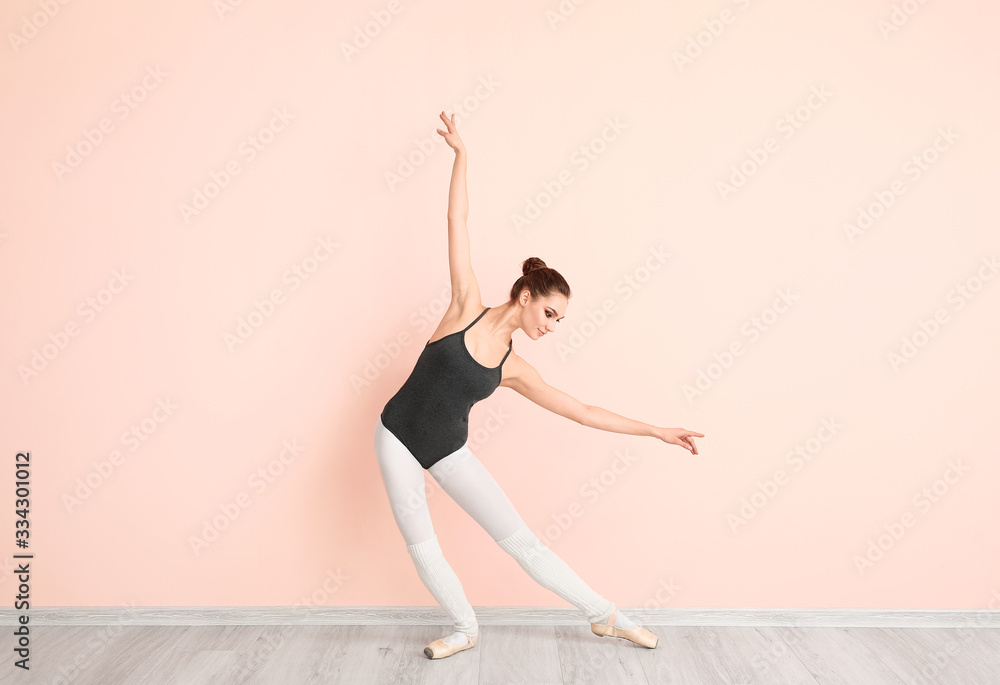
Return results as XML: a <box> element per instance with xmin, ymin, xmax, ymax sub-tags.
<box><xmin>423</xmin><ymin>632</ymin><xmax>478</xmax><ymax>659</ymax></box>
<box><xmin>590</xmin><ymin>609</ymin><xmax>659</xmax><ymax>649</ymax></box>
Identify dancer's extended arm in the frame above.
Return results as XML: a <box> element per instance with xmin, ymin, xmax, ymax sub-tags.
<box><xmin>503</xmin><ymin>354</ymin><xmax>704</xmax><ymax>455</ymax></box>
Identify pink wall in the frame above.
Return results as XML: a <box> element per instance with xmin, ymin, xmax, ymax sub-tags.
<box><xmin>1</xmin><ymin>0</ymin><xmax>998</xmax><ymax>611</ymax></box>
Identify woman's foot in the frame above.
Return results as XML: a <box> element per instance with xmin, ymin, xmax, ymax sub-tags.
<box><xmin>423</xmin><ymin>631</ymin><xmax>479</xmax><ymax>659</ymax></box>
<box><xmin>591</xmin><ymin>609</ymin><xmax>658</xmax><ymax>648</ymax></box>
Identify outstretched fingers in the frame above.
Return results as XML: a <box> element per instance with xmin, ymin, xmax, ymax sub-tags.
<box><xmin>681</xmin><ymin>430</ymin><xmax>704</xmax><ymax>455</ymax></box>
<box><xmin>439</xmin><ymin>110</ymin><xmax>456</xmax><ymax>132</ymax></box>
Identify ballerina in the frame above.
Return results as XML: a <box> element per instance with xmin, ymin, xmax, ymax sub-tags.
<box><xmin>374</xmin><ymin>111</ymin><xmax>704</xmax><ymax>659</ymax></box>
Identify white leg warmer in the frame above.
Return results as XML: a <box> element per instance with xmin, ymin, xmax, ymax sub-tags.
<box><xmin>406</xmin><ymin>534</ymin><xmax>478</xmax><ymax>638</ymax></box>
<box><xmin>495</xmin><ymin>523</ymin><xmax>616</xmax><ymax>624</ymax></box>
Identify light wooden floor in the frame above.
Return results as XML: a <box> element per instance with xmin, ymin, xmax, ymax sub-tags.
<box><xmin>6</xmin><ymin>624</ymin><xmax>1000</xmax><ymax>684</ymax></box>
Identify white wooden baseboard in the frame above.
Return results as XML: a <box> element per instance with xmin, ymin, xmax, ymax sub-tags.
<box><xmin>2</xmin><ymin>607</ymin><xmax>998</xmax><ymax>628</ymax></box>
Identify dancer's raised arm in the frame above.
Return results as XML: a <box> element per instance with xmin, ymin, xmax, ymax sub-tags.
<box><xmin>436</xmin><ymin>111</ymin><xmax>479</xmax><ymax>307</ymax></box>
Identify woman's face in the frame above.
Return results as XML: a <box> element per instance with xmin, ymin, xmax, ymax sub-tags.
<box><xmin>525</xmin><ymin>293</ymin><xmax>568</xmax><ymax>340</ymax></box>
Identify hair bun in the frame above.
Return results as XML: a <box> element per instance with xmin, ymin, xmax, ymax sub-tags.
<box><xmin>522</xmin><ymin>257</ymin><xmax>547</xmax><ymax>275</ymax></box>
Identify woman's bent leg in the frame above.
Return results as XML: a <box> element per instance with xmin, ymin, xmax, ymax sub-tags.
<box><xmin>374</xmin><ymin>416</ymin><xmax>478</xmax><ymax>638</ymax></box>
<box><xmin>429</xmin><ymin>445</ymin><xmax>616</xmax><ymax>624</ymax></box>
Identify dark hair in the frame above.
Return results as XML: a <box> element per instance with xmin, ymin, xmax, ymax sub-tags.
<box><xmin>508</xmin><ymin>257</ymin><xmax>571</xmax><ymax>303</ymax></box>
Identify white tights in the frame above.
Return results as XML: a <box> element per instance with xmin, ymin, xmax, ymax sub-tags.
<box><xmin>374</xmin><ymin>415</ymin><xmax>618</xmax><ymax>640</ymax></box>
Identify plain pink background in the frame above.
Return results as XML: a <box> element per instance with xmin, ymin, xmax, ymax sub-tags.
<box><xmin>1</xmin><ymin>0</ymin><xmax>998</xmax><ymax>610</ymax></box>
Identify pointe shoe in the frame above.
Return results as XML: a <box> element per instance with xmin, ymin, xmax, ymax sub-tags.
<box><xmin>590</xmin><ymin>609</ymin><xmax>658</xmax><ymax>649</ymax></box>
<box><xmin>423</xmin><ymin>632</ymin><xmax>478</xmax><ymax>659</ymax></box>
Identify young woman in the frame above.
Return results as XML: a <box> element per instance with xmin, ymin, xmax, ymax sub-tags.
<box><xmin>374</xmin><ymin>111</ymin><xmax>704</xmax><ymax>660</ymax></box>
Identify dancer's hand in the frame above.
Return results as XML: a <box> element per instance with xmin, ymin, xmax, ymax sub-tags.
<box><xmin>655</xmin><ymin>427</ymin><xmax>704</xmax><ymax>455</ymax></box>
<box><xmin>436</xmin><ymin>111</ymin><xmax>465</xmax><ymax>152</ymax></box>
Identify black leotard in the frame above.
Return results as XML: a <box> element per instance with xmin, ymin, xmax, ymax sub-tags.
<box><xmin>380</xmin><ymin>307</ymin><xmax>512</xmax><ymax>469</ymax></box>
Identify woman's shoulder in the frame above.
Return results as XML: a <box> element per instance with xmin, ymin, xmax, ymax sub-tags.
<box><xmin>426</xmin><ymin>298</ymin><xmax>486</xmax><ymax>344</ymax></box>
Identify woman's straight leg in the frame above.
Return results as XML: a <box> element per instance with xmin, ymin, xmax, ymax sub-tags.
<box><xmin>429</xmin><ymin>444</ymin><xmax>617</xmax><ymax>624</ymax></box>
<box><xmin>373</xmin><ymin>415</ymin><xmax>435</xmax><ymax>546</ymax></box>
<box><xmin>373</xmin><ymin>415</ymin><xmax>478</xmax><ymax>638</ymax></box>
